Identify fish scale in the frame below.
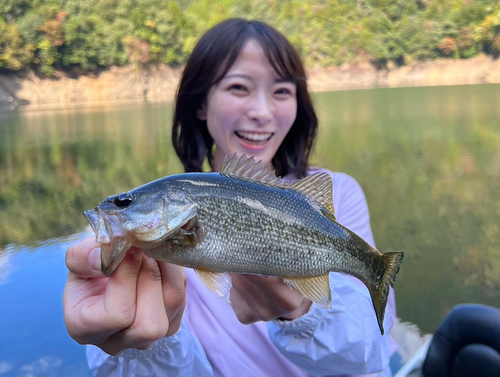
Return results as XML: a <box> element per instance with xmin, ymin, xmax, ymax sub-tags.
<box><xmin>149</xmin><ymin>176</ymin><xmax>378</xmax><ymax>281</ymax></box>
<box><xmin>85</xmin><ymin>153</ymin><xmax>404</xmax><ymax>334</ymax></box>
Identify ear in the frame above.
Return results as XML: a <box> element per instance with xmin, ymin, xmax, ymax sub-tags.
<box><xmin>197</xmin><ymin>104</ymin><xmax>207</xmax><ymax>121</ymax></box>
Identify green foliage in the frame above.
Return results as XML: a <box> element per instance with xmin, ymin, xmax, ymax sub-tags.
<box><xmin>1</xmin><ymin>0</ymin><xmax>500</xmax><ymax>73</ymax></box>
<box><xmin>0</xmin><ymin>21</ymin><xmax>33</xmax><ymax>69</ymax></box>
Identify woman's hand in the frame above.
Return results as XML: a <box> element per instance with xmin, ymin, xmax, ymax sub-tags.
<box><xmin>229</xmin><ymin>274</ymin><xmax>312</xmax><ymax>324</ymax></box>
<box><xmin>63</xmin><ymin>236</ymin><xmax>186</xmax><ymax>356</ymax></box>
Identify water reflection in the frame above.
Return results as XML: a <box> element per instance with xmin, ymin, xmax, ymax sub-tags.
<box><xmin>0</xmin><ymin>85</ymin><xmax>499</xmax><ymax>337</ymax></box>
<box><xmin>312</xmin><ymin>84</ymin><xmax>500</xmax><ymax>332</ymax></box>
<box><xmin>0</xmin><ymin>232</ymin><xmax>93</xmax><ymax>377</ymax></box>
<box><xmin>0</xmin><ymin>103</ymin><xmax>182</xmax><ymax>247</ymax></box>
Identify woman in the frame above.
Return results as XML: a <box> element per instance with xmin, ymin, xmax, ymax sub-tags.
<box><xmin>63</xmin><ymin>18</ymin><xmax>397</xmax><ymax>376</ymax></box>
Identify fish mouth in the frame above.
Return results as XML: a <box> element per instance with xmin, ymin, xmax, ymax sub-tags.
<box><xmin>83</xmin><ymin>208</ymin><xmax>132</xmax><ymax>276</ymax></box>
<box><xmin>84</xmin><ymin>208</ymin><xmax>100</xmax><ymax>234</ymax></box>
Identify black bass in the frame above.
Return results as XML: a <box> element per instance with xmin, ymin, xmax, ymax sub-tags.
<box><xmin>85</xmin><ymin>154</ymin><xmax>403</xmax><ymax>335</ymax></box>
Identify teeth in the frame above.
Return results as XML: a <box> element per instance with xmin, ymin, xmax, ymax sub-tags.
<box><xmin>236</xmin><ymin>131</ymin><xmax>273</xmax><ymax>141</ymax></box>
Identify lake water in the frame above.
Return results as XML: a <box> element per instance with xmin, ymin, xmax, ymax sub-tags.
<box><xmin>1</xmin><ymin>84</ymin><xmax>499</xmax><ymax>376</ymax></box>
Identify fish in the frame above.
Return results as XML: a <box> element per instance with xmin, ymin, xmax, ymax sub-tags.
<box><xmin>84</xmin><ymin>153</ymin><xmax>404</xmax><ymax>335</ymax></box>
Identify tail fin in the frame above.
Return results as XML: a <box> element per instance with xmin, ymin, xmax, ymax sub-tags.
<box><xmin>368</xmin><ymin>252</ymin><xmax>404</xmax><ymax>335</ymax></box>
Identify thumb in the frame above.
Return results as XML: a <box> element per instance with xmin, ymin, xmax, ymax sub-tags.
<box><xmin>66</xmin><ymin>237</ymin><xmax>104</xmax><ymax>279</ymax></box>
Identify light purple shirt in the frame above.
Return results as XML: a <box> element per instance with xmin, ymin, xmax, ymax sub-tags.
<box><xmin>87</xmin><ymin>169</ymin><xmax>397</xmax><ymax>377</ymax></box>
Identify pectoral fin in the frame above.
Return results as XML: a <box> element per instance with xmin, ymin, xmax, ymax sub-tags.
<box><xmin>171</xmin><ymin>228</ymin><xmax>200</xmax><ymax>246</ymax></box>
<box><xmin>195</xmin><ymin>269</ymin><xmax>232</xmax><ymax>302</ymax></box>
<box><xmin>284</xmin><ymin>275</ymin><xmax>332</xmax><ymax>308</ymax></box>
<box><xmin>171</xmin><ymin>218</ymin><xmax>203</xmax><ymax>246</ymax></box>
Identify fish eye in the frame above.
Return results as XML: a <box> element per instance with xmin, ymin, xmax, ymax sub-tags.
<box><xmin>114</xmin><ymin>193</ymin><xmax>134</xmax><ymax>208</ymax></box>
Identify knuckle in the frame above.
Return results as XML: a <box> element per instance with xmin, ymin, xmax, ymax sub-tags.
<box><xmin>66</xmin><ymin>322</ymin><xmax>93</xmax><ymax>346</ymax></box>
<box><xmin>73</xmin><ymin>334</ymin><xmax>92</xmax><ymax>346</ymax></box>
<box><xmin>235</xmin><ymin>311</ymin><xmax>255</xmax><ymax>325</ymax></box>
<box><xmin>106</xmin><ymin>306</ymin><xmax>136</xmax><ymax>330</ymax></box>
<box><xmin>167</xmin><ymin>287</ymin><xmax>186</xmax><ymax>308</ymax></box>
<box><xmin>260</xmin><ymin>312</ymin><xmax>277</xmax><ymax>322</ymax></box>
<box><xmin>167</xmin><ymin>320</ymin><xmax>181</xmax><ymax>336</ymax></box>
<box><xmin>139</xmin><ymin>320</ymin><xmax>169</xmax><ymax>343</ymax></box>
<box><xmin>146</xmin><ymin>265</ymin><xmax>162</xmax><ymax>282</ymax></box>
<box><xmin>279</xmin><ymin>301</ymin><xmax>299</xmax><ymax>314</ymax></box>
<box><xmin>163</xmin><ymin>277</ymin><xmax>186</xmax><ymax>309</ymax></box>
<box><xmin>143</xmin><ymin>257</ymin><xmax>162</xmax><ymax>281</ymax></box>
<box><xmin>239</xmin><ymin>317</ymin><xmax>254</xmax><ymax>325</ymax></box>
<box><xmin>68</xmin><ymin>330</ymin><xmax>86</xmax><ymax>345</ymax></box>
<box><xmin>255</xmin><ymin>306</ymin><xmax>278</xmax><ymax>322</ymax></box>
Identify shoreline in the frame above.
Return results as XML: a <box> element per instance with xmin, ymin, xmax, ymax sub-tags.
<box><xmin>1</xmin><ymin>55</ymin><xmax>500</xmax><ymax>112</ymax></box>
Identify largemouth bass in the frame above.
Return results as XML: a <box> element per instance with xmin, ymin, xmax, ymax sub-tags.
<box><xmin>85</xmin><ymin>154</ymin><xmax>403</xmax><ymax>335</ymax></box>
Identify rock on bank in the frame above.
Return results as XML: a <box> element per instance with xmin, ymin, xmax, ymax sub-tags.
<box><xmin>1</xmin><ymin>56</ymin><xmax>500</xmax><ymax>111</ymax></box>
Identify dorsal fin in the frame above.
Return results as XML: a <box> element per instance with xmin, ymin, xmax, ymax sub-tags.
<box><xmin>221</xmin><ymin>153</ymin><xmax>288</xmax><ymax>188</ymax></box>
<box><xmin>290</xmin><ymin>173</ymin><xmax>336</xmax><ymax>219</ymax></box>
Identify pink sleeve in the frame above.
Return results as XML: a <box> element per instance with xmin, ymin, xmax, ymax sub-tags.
<box><xmin>334</xmin><ymin>173</ymin><xmax>376</xmax><ymax>248</ymax></box>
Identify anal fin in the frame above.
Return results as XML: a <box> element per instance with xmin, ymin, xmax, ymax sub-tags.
<box><xmin>195</xmin><ymin>268</ymin><xmax>232</xmax><ymax>302</ymax></box>
<box><xmin>284</xmin><ymin>275</ymin><xmax>332</xmax><ymax>308</ymax></box>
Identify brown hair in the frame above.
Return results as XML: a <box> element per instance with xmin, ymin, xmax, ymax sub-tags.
<box><xmin>172</xmin><ymin>18</ymin><xmax>318</xmax><ymax>178</ymax></box>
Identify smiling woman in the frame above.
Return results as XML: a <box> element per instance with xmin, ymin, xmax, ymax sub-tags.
<box><xmin>197</xmin><ymin>40</ymin><xmax>298</xmax><ymax>170</ymax></box>
<box><xmin>63</xmin><ymin>18</ymin><xmax>397</xmax><ymax>377</ymax></box>
<box><xmin>172</xmin><ymin>19</ymin><xmax>317</xmax><ymax>178</ymax></box>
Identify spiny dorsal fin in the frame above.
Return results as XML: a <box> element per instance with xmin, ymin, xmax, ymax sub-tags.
<box><xmin>290</xmin><ymin>173</ymin><xmax>336</xmax><ymax>219</ymax></box>
<box><xmin>221</xmin><ymin>153</ymin><xmax>288</xmax><ymax>188</ymax></box>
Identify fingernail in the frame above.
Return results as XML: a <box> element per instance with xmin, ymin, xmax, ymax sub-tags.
<box><xmin>88</xmin><ymin>248</ymin><xmax>101</xmax><ymax>272</ymax></box>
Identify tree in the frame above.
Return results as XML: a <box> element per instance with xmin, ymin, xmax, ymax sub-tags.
<box><xmin>0</xmin><ymin>21</ymin><xmax>33</xmax><ymax>70</ymax></box>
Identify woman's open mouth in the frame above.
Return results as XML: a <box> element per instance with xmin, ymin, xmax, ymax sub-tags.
<box><xmin>235</xmin><ymin>131</ymin><xmax>273</xmax><ymax>148</ymax></box>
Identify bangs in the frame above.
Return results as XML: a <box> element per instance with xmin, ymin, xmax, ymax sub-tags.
<box><xmin>210</xmin><ymin>37</ymin><xmax>246</xmax><ymax>86</ymax></box>
<box><xmin>253</xmin><ymin>25</ymin><xmax>306</xmax><ymax>83</ymax></box>
<box><xmin>210</xmin><ymin>20</ymin><xmax>306</xmax><ymax>86</ymax></box>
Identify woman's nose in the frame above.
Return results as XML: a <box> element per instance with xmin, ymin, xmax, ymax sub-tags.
<box><xmin>246</xmin><ymin>92</ymin><xmax>273</xmax><ymax>125</ymax></box>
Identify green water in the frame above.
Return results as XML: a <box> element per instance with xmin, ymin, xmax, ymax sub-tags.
<box><xmin>1</xmin><ymin>84</ymin><xmax>499</xmax><ymax>334</ymax></box>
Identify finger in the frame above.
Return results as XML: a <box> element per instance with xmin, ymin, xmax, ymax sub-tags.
<box><xmin>78</xmin><ymin>249</ymin><xmax>143</xmax><ymax>341</ymax></box>
<box><xmin>158</xmin><ymin>262</ymin><xmax>187</xmax><ymax>336</ymax></box>
<box><xmin>231</xmin><ymin>274</ymin><xmax>274</xmax><ymax>306</ymax></box>
<box><xmin>65</xmin><ymin>248</ymin><xmax>143</xmax><ymax>346</ymax></box>
<box><xmin>65</xmin><ymin>237</ymin><xmax>103</xmax><ymax>279</ymax></box>
<box><xmin>230</xmin><ymin>274</ymin><xmax>305</xmax><ymax>322</ymax></box>
<box><xmin>101</xmin><ymin>255</ymin><xmax>169</xmax><ymax>355</ymax></box>
<box><xmin>239</xmin><ymin>275</ymin><xmax>304</xmax><ymax>309</ymax></box>
<box><xmin>229</xmin><ymin>286</ymin><xmax>259</xmax><ymax>324</ymax></box>
<box><xmin>279</xmin><ymin>298</ymin><xmax>313</xmax><ymax>321</ymax></box>
<box><xmin>239</xmin><ymin>275</ymin><xmax>287</xmax><ymax>291</ymax></box>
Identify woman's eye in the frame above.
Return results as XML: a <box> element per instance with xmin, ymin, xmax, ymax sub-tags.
<box><xmin>275</xmin><ymin>88</ymin><xmax>291</xmax><ymax>95</ymax></box>
<box><xmin>275</xmin><ymin>88</ymin><xmax>294</xmax><ymax>97</ymax></box>
<box><xmin>229</xmin><ymin>84</ymin><xmax>247</xmax><ymax>92</ymax></box>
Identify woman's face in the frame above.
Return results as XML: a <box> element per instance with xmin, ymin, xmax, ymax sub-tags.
<box><xmin>198</xmin><ymin>39</ymin><xmax>298</xmax><ymax>170</ymax></box>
